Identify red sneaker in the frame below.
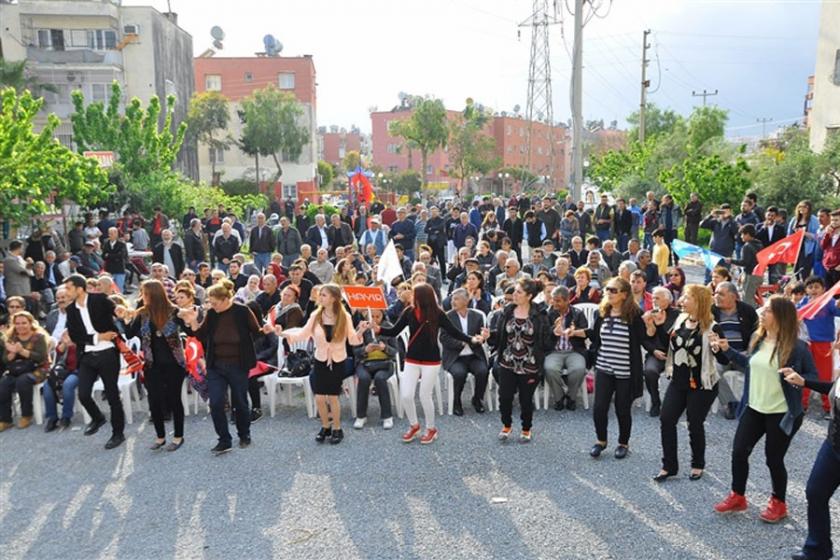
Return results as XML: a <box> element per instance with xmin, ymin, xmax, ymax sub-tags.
<box><xmin>419</xmin><ymin>427</ymin><xmax>438</xmax><ymax>444</ymax></box>
<box><xmin>759</xmin><ymin>496</ymin><xmax>788</xmax><ymax>524</ymax></box>
<box><xmin>402</xmin><ymin>423</ymin><xmax>421</xmax><ymax>443</ymax></box>
<box><xmin>714</xmin><ymin>491</ymin><xmax>748</xmax><ymax>514</ymax></box>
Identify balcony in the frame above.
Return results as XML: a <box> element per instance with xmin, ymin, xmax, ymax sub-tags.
<box><xmin>27</xmin><ymin>46</ymin><xmax>122</xmax><ymax>67</ymax></box>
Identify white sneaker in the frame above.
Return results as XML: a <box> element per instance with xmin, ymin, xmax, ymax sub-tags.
<box><xmin>353</xmin><ymin>417</ymin><xmax>367</xmax><ymax>429</ymax></box>
<box><xmin>382</xmin><ymin>417</ymin><xmax>394</xmax><ymax>430</ymax></box>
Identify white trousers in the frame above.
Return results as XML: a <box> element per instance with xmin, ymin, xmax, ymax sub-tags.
<box><xmin>399</xmin><ymin>362</ymin><xmax>439</xmax><ymax>428</ymax></box>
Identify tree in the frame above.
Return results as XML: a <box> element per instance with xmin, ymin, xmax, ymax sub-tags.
<box><xmin>0</xmin><ymin>58</ymin><xmax>56</xmax><ymax>96</ymax></box>
<box><xmin>660</xmin><ymin>152</ymin><xmax>751</xmax><ymax>209</ymax></box>
<box><xmin>687</xmin><ymin>106</ymin><xmax>728</xmax><ymax>153</ymax></box>
<box><xmin>187</xmin><ymin>91</ymin><xmax>231</xmax><ymax>178</ymax></box>
<box><xmin>448</xmin><ymin>100</ymin><xmax>499</xmax><ymax>191</ymax></box>
<box><xmin>342</xmin><ymin>150</ymin><xmax>361</xmax><ymax>172</ymax></box>
<box><xmin>239</xmin><ymin>85</ymin><xmax>309</xmax><ymax>181</ymax></box>
<box><xmin>0</xmin><ymin>88</ymin><xmax>110</xmax><ymax>227</ymax></box>
<box><xmin>317</xmin><ymin>160</ymin><xmax>334</xmax><ymax>189</ymax></box>
<box><xmin>626</xmin><ymin>103</ymin><xmax>682</xmax><ymax>140</ymax></box>
<box><xmin>70</xmin><ymin>81</ymin><xmax>186</xmax><ymax>180</ymax></box>
<box><xmin>389</xmin><ymin>97</ymin><xmax>448</xmax><ymax>187</ymax></box>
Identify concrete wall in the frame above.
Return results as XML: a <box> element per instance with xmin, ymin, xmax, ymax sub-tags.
<box><xmin>810</xmin><ymin>1</ymin><xmax>840</xmax><ymax>152</ymax></box>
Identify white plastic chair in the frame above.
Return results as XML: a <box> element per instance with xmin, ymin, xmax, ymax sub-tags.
<box><xmin>89</xmin><ymin>337</ymin><xmax>141</xmax><ymax>424</ymax></box>
<box><xmin>266</xmin><ymin>339</ymin><xmax>315</xmax><ymax>418</ymax></box>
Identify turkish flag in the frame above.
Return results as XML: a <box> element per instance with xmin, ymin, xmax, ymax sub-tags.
<box><xmin>754</xmin><ymin>228</ymin><xmax>804</xmax><ymax>277</ymax></box>
<box><xmin>798</xmin><ymin>279</ymin><xmax>840</xmax><ymax>320</ymax></box>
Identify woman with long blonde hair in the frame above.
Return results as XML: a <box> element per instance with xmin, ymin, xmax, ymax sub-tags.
<box><xmin>586</xmin><ymin>277</ymin><xmax>646</xmax><ymax>460</ymax></box>
<box><xmin>277</xmin><ymin>283</ymin><xmax>369</xmax><ymax>445</ymax></box>
<box><xmin>714</xmin><ymin>295</ymin><xmax>818</xmax><ymax>524</ymax></box>
<box><xmin>653</xmin><ymin>284</ymin><xmax>727</xmax><ymax>483</ymax></box>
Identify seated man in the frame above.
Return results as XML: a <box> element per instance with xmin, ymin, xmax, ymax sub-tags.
<box><xmin>43</xmin><ymin>294</ymin><xmax>80</xmax><ymax>432</ymax></box>
<box><xmin>440</xmin><ymin>288</ymin><xmax>489</xmax><ymax>416</ymax></box>
<box><xmin>544</xmin><ymin>286</ymin><xmax>589</xmax><ymax>411</ymax></box>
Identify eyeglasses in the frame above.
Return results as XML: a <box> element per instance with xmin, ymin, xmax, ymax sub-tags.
<box><xmin>605</xmin><ymin>287</ymin><xmax>619</xmax><ymax>294</ymax></box>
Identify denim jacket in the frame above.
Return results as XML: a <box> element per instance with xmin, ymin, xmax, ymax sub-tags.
<box><xmin>724</xmin><ymin>338</ymin><xmax>817</xmax><ymax>435</ymax></box>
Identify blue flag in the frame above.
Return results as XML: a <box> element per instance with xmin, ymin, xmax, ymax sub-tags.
<box><xmin>672</xmin><ymin>239</ymin><xmax>725</xmax><ymax>271</ymax></box>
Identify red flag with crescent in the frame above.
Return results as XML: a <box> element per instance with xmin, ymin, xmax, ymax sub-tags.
<box><xmin>350</xmin><ymin>171</ymin><xmax>374</xmax><ymax>205</ymax></box>
<box><xmin>753</xmin><ymin>228</ymin><xmax>804</xmax><ymax>277</ymax></box>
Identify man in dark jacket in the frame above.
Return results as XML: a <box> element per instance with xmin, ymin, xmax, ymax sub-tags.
<box><xmin>101</xmin><ymin>227</ymin><xmax>128</xmax><ymax>292</ymax></box>
<box><xmin>727</xmin><ymin>224</ymin><xmax>763</xmax><ymax>307</ymax></box>
<box><xmin>213</xmin><ymin>223</ymin><xmax>240</xmax><ymax>273</ymax></box>
<box><xmin>276</xmin><ymin>217</ymin><xmax>303</xmax><ymax>267</ymax></box>
<box><xmin>544</xmin><ymin>286</ymin><xmax>589</xmax><ymax>411</ymax></box>
<box><xmin>152</xmin><ymin>229</ymin><xmax>185</xmax><ymax>280</ymax></box>
<box><xmin>612</xmin><ymin>198</ymin><xmax>634</xmax><ymax>252</ymax></box>
<box><xmin>388</xmin><ymin>208</ymin><xmax>417</xmax><ymax>260</ymax></box>
<box><xmin>712</xmin><ymin>281</ymin><xmax>759</xmax><ymax>419</ymax></box>
<box><xmin>184</xmin><ymin>218</ymin><xmax>206</xmax><ymax>271</ymax></box>
<box><xmin>593</xmin><ymin>194</ymin><xmax>613</xmax><ymax>243</ymax></box>
<box><xmin>327</xmin><ymin>213</ymin><xmax>355</xmax><ymax>257</ymax></box>
<box><xmin>502</xmin><ymin>207</ymin><xmax>523</xmax><ymax>257</ymax></box>
<box><xmin>683</xmin><ymin>193</ymin><xmax>703</xmax><ymax>245</ymax></box>
<box><xmin>756</xmin><ymin>206</ymin><xmax>786</xmax><ymax>285</ymax></box>
<box><xmin>249</xmin><ymin>212</ymin><xmax>276</xmax><ymax>273</ymax></box>
<box><xmin>440</xmin><ymin>289</ymin><xmax>489</xmax><ymax>415</ymax></box>
<box><xmin>701</xmin><ymin>204</ymin><xmax>738</xmax><ymax>258</ymax></box>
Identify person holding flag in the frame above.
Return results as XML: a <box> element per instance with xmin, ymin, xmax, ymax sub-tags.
<box><xmin>726</xmin><ymin>224</ymin><xmax>763</xmax><ymax>308</ymax></box>
<box><xmin>797</xmin><ymin>277</ymin><xmax>840</xmax><ymax>418</ymax></box>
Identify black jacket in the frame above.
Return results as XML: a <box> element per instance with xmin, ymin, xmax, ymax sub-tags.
<box><xmin>188</xmin><ymin>302</ymin><xmax>260</xmax><ymax>370</ymax></box>
<box><xmin>586</xmin><ymin>311</ymin><xmax>647</xmax><ymax>399</ymax></box>
<box><xmin>328</xmin><ymin>223</ymin><xmax>355</xmax><ymax>255</ymax></box>
<box><xmin>213</xmin><ymin>235</ymin><xmax>240</xmax><ymax>263</ymax></box>
<box><xmin>730</xmin><ymin>238</ymin><xmax>763</xmax><ymax>275</ymax></box>
<box><xmin>492</xmin><ymin>304</ymin><xmax>553</xmax><ymax>377</ymax></box>
<box><xmin>547</xmin><ymin>305</ymin><xmax>589</xmax><ymax>356</ymax></box>
<box><xmin>440</xmin><ymin>308</ymin><xmax>488</xmax><ymax>371</ymax></box>
<box><xmin>65</xmin><ymin>293</ymin><xmax>118</xmax><ymax>357</ymax></box>
<box><xmin>249</xmin><ymin>225</ymin><xmax>276</xmax><ymax>254</ymax></box>
<box><xmin>101</xmin><ymin>239</ymin><xmax>128</xmax><ymax>275</ymax></box>
<box><xmin>153</xmin><ymin>242</ymin><xmax>185</xmax><ymax>278</ymax></box>
<box><xmin>641</xmin><ymin>307</ymin><xmax>680</xmax><ymax>354</ymax></box>
<box><xmin>184</xmin><ymin>230</ymin><xmax>205</xmax><ymax>264</ymax></box>
<box><xmin>613</xmin><ymin>208</ymin><xmax>633</xmax><ymax>236</ymax></box>
<box><xmin>712</xmin><ymin>301</ymin><xmax>758</xmax><ymax>359</ymax></box>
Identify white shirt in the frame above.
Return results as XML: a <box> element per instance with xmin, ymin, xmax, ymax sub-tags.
<box><xmin>457</xmin><ymin>311</ymin><xmax>474</xmax><ymax>357</ymax></box>
<box><xmin>77</xmin><ymin>295</ymin><xmax>115</xmax><ymax>353</ymax></box>
<box><xmin>50</xmin><ymin>310</ymin><xmax>67</xmax><ymax>343</ymax></box>
<box><xmin>318</xmin><ymin>227</ymin><xmax>329</xmax><ymax>250</ymax></box>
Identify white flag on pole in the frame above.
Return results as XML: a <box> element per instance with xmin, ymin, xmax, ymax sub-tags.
<box><xmin>377</xmin><ymin>240</ymin><xmax>404</xmax><ymax>285</ymax></box>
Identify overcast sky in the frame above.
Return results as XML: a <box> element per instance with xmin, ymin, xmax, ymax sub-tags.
<box><xmin>127</xmin><ymin>0</ymin><xmax>827</xmax><ymax>138</ymax></box>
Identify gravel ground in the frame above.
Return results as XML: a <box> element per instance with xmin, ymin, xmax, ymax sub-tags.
<box><xmin>0</xmin><ymin>393</ymin><xmax>836</xmax><ymax>560</ymax></box>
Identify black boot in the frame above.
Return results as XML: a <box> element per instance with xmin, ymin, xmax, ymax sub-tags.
<box><xmin>315</xmin><ymin>427</ymin><xmax>332</xmax><ymax>443</ymax></box>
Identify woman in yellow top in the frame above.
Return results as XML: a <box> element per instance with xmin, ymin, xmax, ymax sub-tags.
<box><xmin>651</xmin><ymin>229</ymin><xmax>670</xmax><ymax>283</ymax></box>
<box><xmin>713</xmin><ymin>296</ymin><xmax>818</xmax><ymax>524</ymax></box>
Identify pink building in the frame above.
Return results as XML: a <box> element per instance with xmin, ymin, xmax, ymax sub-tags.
<box><xmin>320</xmin><ymin>129</ymin><xmax>362</xmax><ymax>166</ymax></box>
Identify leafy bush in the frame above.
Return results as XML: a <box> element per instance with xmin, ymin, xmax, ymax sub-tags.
<box><xmin>221</xmin><ymin>179</ymin><xmax>259</xmax><ymax>197</ymax></box>
<box><xmin>305</xmin><ymin>203</ymin><xmax>340</xmax><ymax>220</ymax></box>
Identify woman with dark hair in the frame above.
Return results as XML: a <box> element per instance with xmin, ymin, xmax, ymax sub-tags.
<box><xmin>789</xmin><ymin>200</ymin><xmax>820</xmax><ymax>279</ymax></box>
<box><xmin>707</xmin><ymin>266</ymin><xmax>732</xmax><ymax>293</ymax></box>
<box><xmin>375</xmin><ymin>283</ymin><xmax>485</xmax><ymax>445</ymax></box>
<box><xmin>464</xmin><ymin>270</ymin><xmax>492</xmax><ymax>316</ymax></box>
<box><xmin>587</xmin><ymin>277</ymin><xmax>646</xmax><ymax>459</ymax></box>
<box><xmin>277</xmin><ymin>284</ymin><xmax>369</xmax><ymax>445</ymax></box>
<box><xmin>714</xmin><ymin>295</ymin><xmax>817</xmax><ymax>523</ymax></box>
<box><xmin>125</xmin><ymin>279</ymin><xmax>190</xmax><ymax>451</ymax></box>
<box><xmin>665</xmin><ymin>266</ymin><xmax>686</xmax><ymax>305</ymax></box>
<box><xmin>494</xmin><ymin>277</ymin><xmax>552</xmax><ymax>442</ymax></box>
<box><xmin>0</xmin><ymin>311</ymin><xmax>50</xmax><ymax>431</ymax></box>
<box><xmin>179</xmin><ymin>279</ymin><xmax>263</xmax><ymax>455</ymax></box>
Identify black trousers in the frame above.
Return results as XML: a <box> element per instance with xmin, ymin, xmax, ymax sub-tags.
<box><xmin>497</xmin><ymin>366</ymin><xmax>539</xmax><ymax>430</ymax></box>
<box><xmin>593</xmin><ymin>369</ymin><xmax>633</xmax><ymax>446</ymax></box>
<box><xmin>0</xmin><ymin>373</ymin><xmax>37</xmax><ymax>422</ymax></box>
<box><xmin>659</xmin><ymin>382</ymin><xmax>718</xmax><ymax>473</ymax></box>
<box><xmin>144</xmin><ymin>362</ymin><xmax>186</xmax><ymax>439</ymax></box>
<box><xmin>431</xmin><ymin>242</ymin><xmax>447</xmax><ymax>279</ymax></box>
<box><xmin>355</xmin><ymin>362</ymin><xmax>394</xmax><ymax>419</ymax></box>
<box><xmin>248</xmin><ymin>378</ymin><xmax>262</xmax><ymax>410</ymax></box>
<box><xmin>449</xmin><ymin>356</ymin><xmax>489</xmax><ymax>403</ymax></box>
<box><xmin>77</xmin><ymin>348</ymin><xmax>124</xmax><ymax>437</ymax></box>
<box><xmin>684</xmin><ymin>221</ymin><xmax>700</xmax><ymax>245</ymax></box>
<box><xmin>643</xmin><ymin>354</ymin><xmax>666</xmax><ymax>409</ymax></box>
<box><xmin>731</xmin><ymin>406</ymin><xmax>803</xmax><ymax>501</ymax></box>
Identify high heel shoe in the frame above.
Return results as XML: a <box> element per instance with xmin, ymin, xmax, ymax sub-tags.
<box><xmin>315</xmin><ymin>427</ymin><xmax>332</xmax><ymax>443</ymax></box>
<box><xmin>653</xmin><ymin>471</ymin><xmax>676</xmax><ymax>483</ymax></box>
<box><xmin>689</xmin><ymin>470</ymin><xmax>704</xmax><ymax>481</ymax></box>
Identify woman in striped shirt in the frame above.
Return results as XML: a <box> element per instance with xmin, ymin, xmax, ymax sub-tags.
<box><xmin>587</xmin><ymin>277</ymin><xmax>647</xmax><ymax>459</ymax></box>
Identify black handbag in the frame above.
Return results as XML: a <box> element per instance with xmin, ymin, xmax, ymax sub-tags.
<box><xmin>282</xmin><ymin>349</ymin><xmax>312</xmax><ymax>378</ymax></box>
<box><xmin>47</xmin><ymin>350</ymin><xmax>71</xmax><ymax>403</ymax></box>
<box><xmin>6</xmin><ymin>358</ymin><xmax>37</xmax><ymax>377</ymax></box>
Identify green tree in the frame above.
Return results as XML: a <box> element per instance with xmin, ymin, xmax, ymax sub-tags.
<box><xmin>0</xmin><ymin>88</ymin><xmax>110</xmax><ymax>226</ymax></box>
<box><xmin>389</xmin><ymin>97</ymin><xmax>448</xmax><ymax>187</ymax></box>
<box><xmin>186</xmin><ymin>90</ymin><xmax>231</xmax><ymax>178</ymax></box>
<box><xmin>626</xmin><ymin>103</ymin><xmax>683</xmax><ymax>140</ymax></box>
<box><xmin>318</xmin><ymin>160</ymin><xmax>335</xmax><ymax>189</ymax></box>
<box><xmin>239</xmin><ymin>85</ymin><xmax>309</xmax><ymax>181</ymax></box>
<box><xmin>660</xmin><ymin>152</ymin><xmax>751</xmax><ymax>208</ymax></box>
<box><xmin>0</xmin><ymin>58</ymin><xmax>56</xmax><ymax>96</ymax></box>
<box><xmin>70</xmin><ymin>81</ymin><xmax>186</xmax><ymax>180</ymax></box>
<box><xmin>687</xmin><ymin>106</ymin><xmax>728</xmax><ymax>153</ymax></box>
<box><xmin>448</xmin><ymin>100</ymin><xmax>499</xmax><ymax>191</ymax></box>
<box><xmin>342</xmin><ymin>150</ymin><xmax>361</xmax><ymax>172</ymax></box>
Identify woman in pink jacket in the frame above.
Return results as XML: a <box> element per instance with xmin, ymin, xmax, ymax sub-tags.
<box><xmin>277</xmin><ymin>284</ymin><xmax>369</xmax><ymax>444</ymax></box>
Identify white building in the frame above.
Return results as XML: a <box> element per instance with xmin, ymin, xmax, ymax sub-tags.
<box><xmin>809</xmin><ymin>0</ymin><xmax>840</xmax><ymax>152</ymax></box>
<box><xmin>0</xmin><ymin>0</ymin><xmax>197</xmax><ymax>177</ymax></box>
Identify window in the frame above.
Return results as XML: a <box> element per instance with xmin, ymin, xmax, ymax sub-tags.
<box><xmin>277</xmin><ymin>72</ymin><xmax>295</xmax><ymax>89</ymax></box>
<box><xmin>506</xmin><ymin>145</ymin><xmax>513</xmax><ymax>154</ymax></box>
<box><xmin>91</xmin><ymin>83</ymin><xmax>108</xmax><ymax>102</ymax></box>
<box><xmin>388</xmin><ymin>165</ymin><xmax>398</xmax><ymax>173</ymax></box>
<box><xmin>210</xmin><ymin>147</ymin><xmax>225</xmax><ymax>164</ymax></box>
<box><xmin>70</xmin><ymin>30</ymin><xmax>88</xmax><ymax>48</ymax></box>
<box><xmin>283</xmin><ymin>184</ymin><xmax>297</xmax><ymax>200</ymax></box>
<box><xmin>425</xmin><ymin>164</ymin><xmax>433</xmax><ymax>175</ymax></box>
<box><xmin>37</xmin><ymin>29</ymin><xmax>51</xmax><ymax>48</ymax></box>
<box><xmin>87</xmin><ymin>30</ymin><xmax>117</xmax><ymax>50</ymax></box>
<box><xmin>386</xmin><ymin>143</ymin><xmax>399</xmax><ymax>154</ymax></box>
<box><xmin>244</xmin><ymin>72</ymin><xmax>253</xmax><ymax>82</ymax></box>
<box><xmin>506</xmin><ymin>125</ymin><xmax>512</xmax><ymax>136</ymax></box>
<box><xmin>205</xmin><ymin>74</ymin><xmax>222</xmax><ymax>91</ymax></box>
<box><xmin>519</xmin><ymin>127</ymin><xmax>525</xmax><ymax>137</ymax></box>
<box><xmin>338</xmin><ymin>147</ymin><xmax>346</xmax><ymax>159</ymax></box>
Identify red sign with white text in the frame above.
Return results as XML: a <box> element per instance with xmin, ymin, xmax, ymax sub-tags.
<box><xmin>342</xmin><ymin>286</ymin><xmax>387</xmax><ymax>310</ymax></box>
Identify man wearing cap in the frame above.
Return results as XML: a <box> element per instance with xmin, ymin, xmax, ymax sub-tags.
<box><xmin>389</xmin><ymin>207</ymin><xmax>416</xmax><ymax>260</ymax></box>
<box><xmin>76</xmin><ymin>241</ymin><xmax>103</xmax><ymax>277</ymax></box>
<box><xmin>359</xmin><ymin>217</ymin><xmax>387</xmax><ymax>256</ymax></box>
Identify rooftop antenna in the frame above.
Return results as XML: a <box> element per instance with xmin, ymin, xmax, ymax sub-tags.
<box><xmin>210</xmin><ymin>26</ymin><xmax>225</xmax><ymax>51</ymax></box>
<box><xmin>263</xmin><ymin>34</ymin><xmax>283</xmax><ymax>57</ymax></box>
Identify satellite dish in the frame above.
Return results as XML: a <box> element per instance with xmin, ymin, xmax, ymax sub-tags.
<box><xmin>210</xmin><ymin>26</ymin><xmax>225</xmax><ymax>41</ymax></box>
<box><xmin>398</xmin><ymin>92</ymin><xmax>407</xmax><ymax>101</ymax></box>
<box><xmin>513</xmin><ymin>104</ymin><xmax>521</xmax><ymax>113</ymax></box>
<box><xmin>213</xmin><ymin>40</ymin><xmax>224</xmax><ymax>50</ymax></box>
<box><xmin>263</xmin><ymin>34</ymin><xmax>282</xmax><ymax>56</ymax></box>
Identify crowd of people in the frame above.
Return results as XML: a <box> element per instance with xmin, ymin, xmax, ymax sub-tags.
<box><xmin>1</xmin><ymin>190</ymin><xmax>839</xmax><ymax>560</ymax></box>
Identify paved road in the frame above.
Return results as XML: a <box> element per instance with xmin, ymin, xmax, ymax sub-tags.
<box><xmin>1</xmin><ymin>388</ymin><xmax>835</xmax><ymax>560</ymax></box>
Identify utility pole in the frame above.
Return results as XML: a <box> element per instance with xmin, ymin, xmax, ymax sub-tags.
<box><xmin>571</xmin><ymin>0</ymin><xmax>584</xmax><ymax>200</ymax></box>
<box><xmin>756</xmin><ymin>117</ymin><xmax>773</xmax><ymax>138</ymax></box>
<box><xmin>639</xmin><ymin>29</ymin><xmax>651</xmax><ymax>144</ymax></box>
<box><xmin>692</xmin><ymin>89</ymin><xmax>718</xmax><ymax>107</ymax></box>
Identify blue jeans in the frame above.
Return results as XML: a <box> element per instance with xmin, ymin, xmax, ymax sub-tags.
<box><xmin>617</xmin><ymin>233</ymin><xmax>629</xmax><ymax>253</ymax></box>
<box><xmin>253</xmin><ymin>252</ymin><xmax>271</xmax><ymax>273</ymax></box>
<box><xmin>803</xmin><ymin>439</ymin><xmax>840</xmax><ymax>560</ymax></box>
<box><xmin>43</xmin><ymin>372</ymin><xmax>80</xmax><ymax>420</ymax></box>
<box><xmin>596</xmin><ymin>229</ymin><xmax>611</xmax><ymax>243</ymax></box>
<box><xmin>207</xmin><ymin>363</ymin><xmax>250</xmax><ymax>445</ymax></box>
<box><xmin>112</xmin><ymin>273</ymin><xmax>126</xmax><ymax>292</ymax></box>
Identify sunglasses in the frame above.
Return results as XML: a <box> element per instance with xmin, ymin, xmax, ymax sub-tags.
<box><xmin>605</xmin><ymin>287</ymin><xmax>620</xmax><ymax>294</ymax></box>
